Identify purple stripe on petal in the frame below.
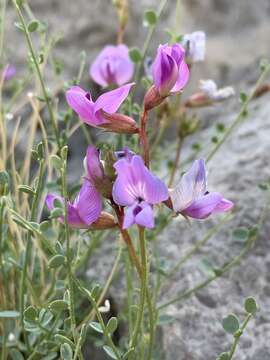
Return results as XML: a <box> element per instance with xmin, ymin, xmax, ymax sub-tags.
<box><xmin>67</xmin><ymin>203</ymin><xmax>87</xmax><ymax>228</ymax></box>
<box><xmin>94</xmin><ymin>83</ymin><xmax>134</xmax><ymax>114</ymax></box>
<box><xmin>135</xmin><ymin>202</ymin><xmax>154</xmax><ymax>229</ymax></box>
<box><xmin>122</xmin><ymin>203</ymin><xmax>137</xmax><ymax>229</ymax></box>
<box><xmin>183</xmin><ymin>192</ymin><xmax>223</xmax><ymax>219</ymax></box>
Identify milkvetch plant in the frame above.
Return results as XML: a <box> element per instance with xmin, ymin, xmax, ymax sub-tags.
<box><xmin>0</xmin><ymin>0</ymin><xmax>269</xmax><ymax>359</ymax></box>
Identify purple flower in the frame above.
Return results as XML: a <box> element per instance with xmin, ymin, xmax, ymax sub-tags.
<box><xmin>66</xmin><ymin>83</ymin><xmax>138</xmax><ymax>134</ymax></box>
<box><xmin>112</xmin><ymin>153</ymin><xmax>169</xmax><ymax>229</ymax></box>
<box><xmin>45</xmin><ymin>179</ymin><xmax>102</xmax><ymax>229</ymax></box>
<box><xmin>152</xmin><ymin>43</ymin><xmax>189</xmax><ymax>97</ymax></box>
<box><xmin>84</xmin><ymin>145</ymin><xmax>105</xmax><ymax>183</ymax></box>
<box><xmin>169</xmin><ymin>159</ymin><xmax>233</xmax><ymax>219</ymax></box>
<box><xmin>2</xmin><ymin>64</ymin><xmax>16</xmax><ymax>82</ymax></box>
<box><xmin>90</xmin><ymin>44</ymin><xmax>134</xmax><ymax>87</ymax></box>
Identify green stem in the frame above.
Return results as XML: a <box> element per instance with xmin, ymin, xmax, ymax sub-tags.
<box><xmin>167</xmin><ymin>213</ymin><xmax>233</xmax><ymax>278</ymax></box>
<box><xmin>129</xmin><ymin>227</ymin><xmax>147</xmax><ymax>358</ymax></box>
<box><xmin>228</xmin><ymin>313</ymin><xmax>252</xmax><ymax>360</ymax></box>
<box><xmin>157</xmin><ymin>194</ymin><xmax>270</xmax><ymax>311</ymax></box>
<box><xmin>19</xmin><ymin>159</ymin><xmax>45</xmax><ymax>351</ymax></box>
<box><xmin>77</xmin><ymin>242</ymin><xmax>123</xmax><ymax>329</ymax></box>
<box><xmin>60</xmin><ymin>148</ymin><xmax>76</xmax><ymax>339</ymax></box>
<box><xmin>73</xmin><ymin>276</ymin><xmax>122</xmax><ymax>360</ymax></box>
<box><xmin>12</xmin><ymin>1</ymin><xmax>61</xmax><ymax>150</ymax></box>
<box><xmin>206</xmin><ymin>63</ymin><xmax>270</xmax><ymax>163</ymax></box>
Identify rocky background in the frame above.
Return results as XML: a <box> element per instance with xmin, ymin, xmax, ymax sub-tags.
<box><xmin>5</xmin><ymin>0</ymin><xmax>270</xmax><ymax>359</ymax></box>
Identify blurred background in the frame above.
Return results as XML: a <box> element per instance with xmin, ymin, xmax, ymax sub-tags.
<box><xmin>5</xmin><ymin>0</ymin><xmax>270</xmax><ymax>87</ymax></box>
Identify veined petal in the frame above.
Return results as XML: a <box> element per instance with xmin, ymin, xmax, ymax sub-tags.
<box><xmin>66</xmin><ymin>86</ymin><xmax>99</xmax><ymax>125</ymax></box>
<box><xmin>130</xmin><ymin>155</ymin><xmax>168</xmax><ymax>204</ymax></box>
<box><xmin>183</xmin><ymin>192</ymin><xmax>223</xmax><ymax>219</ymax></box>
<box><xmin>75</xmin><ymin>179</ymin><xmax>102</xmax><ymax>225</ymax></box>
<box><xmin>170</xmin><ymin>159</ymin><xmax>206</xmax><ymax>212</ymax></box>
<box><xmin>94</xmin><ymin>83</ymin><xmax>134</xmax><ymax>114</ymax></box>
<box><xmin>67</xmin><ymin>203</ymin><xmax>87</xmax><ymax>228</ymax></box>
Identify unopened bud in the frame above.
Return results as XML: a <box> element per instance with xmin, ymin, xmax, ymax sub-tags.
<box><xmin>100</xmin><ymin>111</ymin><xmax>139</xmax><ymax>134</ymax></box>
<box><xmin>185</xmin><ymin>92</ymin><xmax>212</xmax><ymax>108</ymax></box>
<box><xmin>90</xmin><ymin>212</ymin><xmax>117</xmax><ymax>230</ymax></box>
<box><xmin>143</xmin><ymin>85</ymin><xmax>166</xmax><ymax>111</ymax></box>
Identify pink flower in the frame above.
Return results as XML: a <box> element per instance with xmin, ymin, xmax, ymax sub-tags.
<box><xmin>90</xmin><ymin>44</ymin><xmax>134</xmax><ymax>87</ymax></box>
<box><xmin>66</xmin><ymin>83</ymin><xmax>138</xmax><ymax>134</ymax></box>
<box><xmin>112</xmin><ymin>152</ymin><xmax>168</xmax><ymax>229</ymax></box>
<box><xmin>2</xmin><ymin>64</ymin><xmax>16</xmax><ymax>82</ymax></box>
<box><xmin>169</xmin><ymin>159</ymin><xmax>233</xmax><ymax>219</ymax></box>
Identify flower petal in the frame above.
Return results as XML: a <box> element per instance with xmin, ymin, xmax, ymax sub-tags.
<box><xmin>170</xmin><ymin>159</ymin><xmax>206</xmax><ymax>212</ymax></box>
<box><xmin>183</xmin><ymin>192</ymin><xmax>223</xmax><ymax>219</ymax></box>
<box><xmin>94</xmin><ymin>83</ymin><xmax>134</xmax><ymax>114</ymax></box>
<box><xmin>135</xmin><ymin>202</ymin><xmax>154</xmax><ymax>229</ymax></box>
<box><xmin>112</xmin><ymin>155</ymin><xmax>168</xmax><ymax>206</ymax></box>
<box><xmin>66</xmin><ymin>86</ymin><xmax>101</xmax><ymax>125</ymax></box>
<box><xmin>45</xmin><ymin>193</ymin><xmax>63</xmax><ymax>211</ymax></box>
<box><xmin>212</xmin><ymin>197</ymin><xmax>234</xmax><ymax>214</ymax></box>
<box><xmin>84</xmin><ymin>145</ymin><xmax>104</xmax><ymax>182</ymax></box>
<box><xmin>122</xmin><ymin>204</ymin><xmax>137</xmax><ymax>229</ymax></box>
<box><xmin>74</xmin><ymin>179</ymin><xmax>102</xmax><ymax>225</ymax></box>
<box><xmin>152</xmin><ymin>45</ymin><xmax>179</xmax><ymax>96</ymax></box>
<box><xmin>170</xmin><ymin>60</ymin><xmax>190</xmax><ymax>93</ymax></box>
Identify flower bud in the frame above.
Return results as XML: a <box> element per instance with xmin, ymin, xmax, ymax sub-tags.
<box><xmin>84</xmin><ymin>145</ymin><xmax>112</xmax><ymax>198</ymax></box>
<box><xmin>143</xmin><ymin>85</ymin><xmax>166</xmax><ymax>111</ymax></box>
<box><xmin>100</xmin><ymin>111</ymin><xmax>139</xmax><ymax>134</ymax></box>
<box><xmin>90</xmin><ymin>212</ymin><xmax>117</xmax><ymax>230</ymax></box>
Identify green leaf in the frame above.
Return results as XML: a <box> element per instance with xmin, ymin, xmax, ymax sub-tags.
<box><xmin>50</xmin><ymin>208</ymin><xmax>64</xmax><ymax>219</ymax></box>
<box><xmin>9</xmin><ymin>349</ymin><xmax>24</xmax><ymax>360</ymax></box>
<box><xmin>49</xmin><ymin>300</ymin><xmax>69</xmax><ymax>312</ymax></box>
<box><xmin>27</xmin><ymin>20</ymin><xmax>39</xmax><ymax>32</ymax></box>
<box><xmin>106</xmin><ymin>317</ymin><xmax>118</xmax><ymax>334</ymax></box>
<box><xmin>60</xmin><ymin>343</ymin><xmax>73</xmax><ymax>360</ymax></box>
<box><xmin>54</xmin><ymin>334</ymin><xmax>75</xmax><ymax>349</ymax></box>
<box><xmin>18</xmin><ymin>185</ymin><xmax>35</xmax><ymax>195</ymax></box>
<box><xmin>122</xmin><ymin>348</ymin><xmax>135</xmax><ymax>360</ymax></box>
<box><xmin>50</xmin><ymin>155</ymin><xmax>63</xmax><ymax>170</ymax></box>
<box><xmin>0</xmin><ymin>310</ymin><xmax>20</xmax><ymax>318</ymax></box>
<box><xmin>222</xmin><ymin>314</ymin><xmax>240</xmax><ymax>334</ymax></box>
<box><xmin>240</xmin><ymin>91</ymin><xmax>248</xmax><ymax>103</ymax></box>
<box><xmin>232</xmin><ymin>227</ymin><xmax>249</xmax><ymax>241</ymax></box>
<box><xmin>24</xmin><ymin>306</ymin><xmax>38</xmax><ymax>321</ymax></box>
<box><xmin>103</xmin><ymin>345</ymin><xmax>118</xmax><ymax>359</ymax></box>
<box><xmin>143</xmin><ymin>9</ymin><xmax>157</xmax><ymax>26</ymax></box>
<box><xmin>244</xmin><ymin>297</ymin><xmax>258</xmax><ymax>314</ymax></box>
<box><xmin>89</xmin><ymin>321</ymin><xmax>103</xmax><ymax>334</ymax></box>
<box><xmin>217</xmin><ymin>353</ymin><xmax>230</xmax><ymax>360</ymax></box>
<box><xmin>129</xmin><ymin>47</ymin><xmax>142</xmax><ymax>63</ymax></box>
<box><xmin>48</xmin><ymin>254</ymin><xmax>66</xmax><ymax>268</ymax></box>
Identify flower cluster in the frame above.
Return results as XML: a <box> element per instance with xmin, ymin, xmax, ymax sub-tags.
<box><xmin>46</xmin><ymin>38</ymin><xmax>233</xmax><ymax>230</ymax></box>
